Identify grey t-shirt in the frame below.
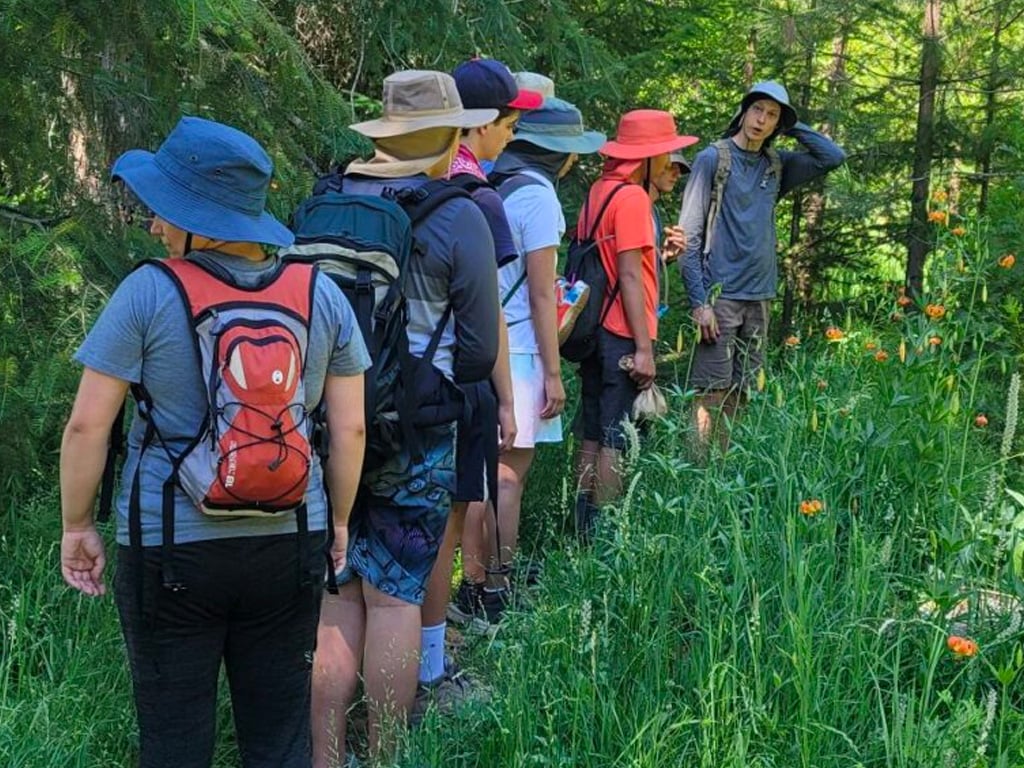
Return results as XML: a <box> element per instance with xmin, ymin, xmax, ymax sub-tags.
<box><xmin>75</xmin><ymin>251</ymin><xmax>371</xmax><ymax>546</ymax></box>
<box><xmin>342</xmin><ymin>174</ymin><xmax>499</xmax><ymax>385</ymax></box>
<box><xmin>678</xmin><ymin>123</ymin><xmax>846</xmax><ymax>307</ymax></box>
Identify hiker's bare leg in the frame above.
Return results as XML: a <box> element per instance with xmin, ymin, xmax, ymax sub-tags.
<box><xmin>362</xmin><ymin>582</ymin><xmax>421</xmax><ymax>761</ymax></box>
<box><xmin>572</xmin><ymin>439</ymin><xmax>601</xmax><ymax>536</ymax></box>
<box><xmin>462</xmin><ymin>500</ymin><xmax>490</xmax><ymax>584</ymax></box>
<box><xmin>694</xmin><ymin>389</ymin><xmax>729</xmax><ymax>457</ymax></box>
<box><xmin>495</xmin><ymin>447</ymin><xmax>534</xmax><ymax>578</ymax></box>
<box><xmin>312</xmin><ymin>579</ymin><xmax>365</xmax><ymax>768</ymax></box>
<box><xmin>421</xmin><ymin>502</ymin><xmax>466</xmax><ymax>627</ymax></box>
<box><xmin>593</xmin><ymin>446</ymin><xmax>624</xmax><ymax>505</ymax></box>
<box><xmin>575</xmin><ymin>439</ymin><xmax>600</xmax><ymax>496</ymax></box>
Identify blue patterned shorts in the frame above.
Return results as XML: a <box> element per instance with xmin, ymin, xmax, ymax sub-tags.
<box><xmin>335</xmin><ymin>424</ymin><xmax>456</xmax><ymax>605</ymax></box>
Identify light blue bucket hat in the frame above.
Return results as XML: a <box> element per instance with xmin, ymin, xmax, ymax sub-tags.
<box><xmin>511</xmin><ymin>97</ymin><xmax>606</xmax><ymax>154</ymax></box>
<box><xmin>111</xmin><ymin>116</ymin><xmax>294</xmax><ymax>247</ymax></box>
<box><xmin>726</xmin><ymin>80</ymin><xmax>799</xmax><ymax>135</ymax></box>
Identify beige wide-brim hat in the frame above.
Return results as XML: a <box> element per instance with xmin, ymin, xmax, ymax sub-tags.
<box><xmin>350</xmin><ymin>70</ymin><xmax>498</xmax><ymax>139</ymax></box>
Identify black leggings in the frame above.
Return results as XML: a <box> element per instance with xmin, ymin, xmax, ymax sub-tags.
<box><xmin>114</xmin><ymin>533</ymin><xmax>325</xmax><ymax>768</ymax></box>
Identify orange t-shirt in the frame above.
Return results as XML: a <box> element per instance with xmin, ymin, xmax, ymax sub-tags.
<box><xmin>577</xmin><ymin>175</ymin><xmax>658</xmax><ymax>340</ymax></box>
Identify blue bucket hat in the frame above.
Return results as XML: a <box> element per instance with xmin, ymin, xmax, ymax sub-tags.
<box><xmin>111</xmin><ymin>116</ymin><xmax>293</xmax><ymax>247</ymax></box>
<box><xmin>726</xmin><ymin>80</ymin><xmax>799</xmax><ymax>136</ymax></box>
<box><xmin>511</xmin><ymin>97</ymin><xmax>605</xmax><ymax>154</ymax></box>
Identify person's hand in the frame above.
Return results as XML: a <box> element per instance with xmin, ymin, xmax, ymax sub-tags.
<box><xmin>497</xmin><ymin>400</ymin><xmax>518</xmax><ymax>453</ymax></box>
<box><xmin>539</xmin><ymin>372</ymin><xmax>566</xmax><ymax>419</ymax></box>
<box><xmin>629</xmin><ymin>347</ymin><xmax>656</xmax><ymax>391</ymax></box>
<box><xmin>661</xmin><ymin>225</ymin><xmax>686</xmax><ymax>265</ymax></box>
<box><xmin>61</xmin><ymin>527</ymin><xmax>107</xmax><ymax>597</ymax></box>
<box><xmin>330</xmin><ymin>526</ymin><xmax>349</xmax><ymax>573</ymax></box>
<box><xmin>692</xmin><ymin>305</ymin><xmax>720</xmax><ymax>343</ymax></box>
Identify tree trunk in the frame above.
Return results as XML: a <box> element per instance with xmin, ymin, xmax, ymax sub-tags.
<box><xmin>744</xmin><ymin>26</ymin><xmax>757</xmax><ymax>89</ymax></box>
<box><xmin>978</xmin><ymin>8</ymin><xmax>1004</xmax><ymax>215</ymax></box>
<box><xmin>906</xmin><ymin>0</ymin><xmax>941</xmax><ymax>299</ymax></box>
<box><xmin>780</xmin><ymin>27</ymin><xmax>816</xmax><ymax>338</ymax></box>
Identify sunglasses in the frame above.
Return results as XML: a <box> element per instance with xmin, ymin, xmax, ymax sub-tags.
<box><xmin>116</xmin><ymin>184</ymin><xmax>154</xmax><ymax>231</ymax></box>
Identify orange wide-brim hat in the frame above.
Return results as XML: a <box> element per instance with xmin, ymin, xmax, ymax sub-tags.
<box><xmin>599</xmin><ymin>109</ymin><xmax>699</xmax><ymax>160</ymax></box>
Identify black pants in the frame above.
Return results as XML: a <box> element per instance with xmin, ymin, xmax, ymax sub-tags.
<box><xmin>114</xmin><ymin>533</ymin><xmax>325</xmax><ymax>768</ymax></box>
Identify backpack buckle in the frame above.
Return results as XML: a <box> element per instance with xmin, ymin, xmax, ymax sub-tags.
<box><xmin>355</xmin><ymin>271</ymin><xmax>373</xmax><ymax>294</ymax></box>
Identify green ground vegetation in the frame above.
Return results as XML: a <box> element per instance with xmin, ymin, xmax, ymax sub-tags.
<box><xmin>2</xmin><ymin>1</ymin><xmax>1024</xmax><ymax>765</ymax></box>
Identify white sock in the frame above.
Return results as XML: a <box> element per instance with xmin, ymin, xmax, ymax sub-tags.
<box><xmin>418</xmin><ymin>622</ymin><xmax>447</xmax><ymax>684</ymax></box>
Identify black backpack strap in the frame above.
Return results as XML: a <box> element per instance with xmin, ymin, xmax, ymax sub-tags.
<box><xmin>97</xmin><ymin>402</ymin><xmax>127</xmax><ymax>523</ymax></box>
<box><xmin>127</xmin><ymin>383</ymin><xmax>160</xmax><ymax>621</ymax></box>
<box><xmin>496</xmin><ymin>173</ymin><xmax>544</xmax><ymax>200</ymax></box>
<box><xmin>585</xmin><ymin>182</ymin><xmax>631</xmax><ymax>318</ymax></box>
<box><xmin>311</xmin><ymin>168</ymin><xmax>346</xmax><ymax>196</ymax></box>
<box><xmin>397</xmin><ymin>179</ymin><xmax>474</xmax><ymax>227</ymax></box>
<box><xmin>585</xmin><ymin>181</ymin><xmax>631</xmax><ymax>242</ymax></box>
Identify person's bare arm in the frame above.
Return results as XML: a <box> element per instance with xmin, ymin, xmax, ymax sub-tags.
<box><xmin>525</xmin><ymin>245</ymin><xmax>565</xmax><ymax>418</ymax></box>
<box><xmin>492</xmin><ymin>311</ymin><xmax>517</xmax><ymax>452</ymax></box>
<box><xmin>322</xmin><ymin>373</ymin><xmax>366</xmax><ymax>572</ymax></box>
<box><xmin>60</xmin><ymin>367</ymin><xmax>129</xmax><ymax>596</ymax></box>
<box><xmin>616</xmin><ymin>248</ymin><xmax>654</xmax><ymax>390</ymax></box>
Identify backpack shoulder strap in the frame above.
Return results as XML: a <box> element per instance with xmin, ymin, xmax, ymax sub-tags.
<box><xmin>446</xmin><ymin>172</ymin><xmax>492</xmax><ymax>194</ymax></box>
<box><xmin>585</xmin><ymin>181</ymin><xmax>631</xmax><ymax>242</ymax></box>
<box><xmin>765</xmin><ymin>146</ymin><xmax>783</xmax><ymax>198</ymax></box>
<box><xmin>398</xmin><ymin>179</ymin><xmax>475</xmax><ymax>228</ymax></box>
<box><xmin>311</xmin><ymin>168</ymin><xmax>345</xmax><ymax>196</ymax></box>
<box><xmin>704</xmin><ymin>139</ymin><xmax>733</xmax><ymax>256</ymax></box>
<box><xmin>496</xmin><ymin>172</ymin><xmax>544</xmax><ymax>200</ymax></box>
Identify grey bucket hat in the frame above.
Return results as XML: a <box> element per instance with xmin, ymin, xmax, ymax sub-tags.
<box><xmin>511</xmin><ymin>97</ymin><xmax>605</xmax><ymax>154</ymax></box>
<box><xmin>726</xmin><ymin>80</ymin><xmax>799</xmax><ymax>135</ymax></box>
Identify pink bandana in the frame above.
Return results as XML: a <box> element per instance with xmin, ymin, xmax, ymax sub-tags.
<box><xmin>448</xmin><ymin>144</ymin><xmax>488</xmax><ymax>180</ymax></box>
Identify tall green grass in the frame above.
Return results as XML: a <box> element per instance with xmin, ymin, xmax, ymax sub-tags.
<box><xmin>2</xmin><ymin>220</ymin><xmax>1022</xmax><ymax>766</ymax></box>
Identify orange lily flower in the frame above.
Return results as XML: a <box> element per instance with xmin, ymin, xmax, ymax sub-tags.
<box><xmin>947</xmin><ymin>635</ymin><xmax>978</xmax><ymax>658</ymax></box>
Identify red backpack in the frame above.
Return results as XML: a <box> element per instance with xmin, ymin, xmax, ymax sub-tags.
<box><xmin>101</xmin><ymin>257</ymin><xmax>319</xmax><ymax>595</ymax></box>
<box><xmin>155</xmin><ymin>258</ymin><xmax>316</xmax><ymax>516</ymax></box>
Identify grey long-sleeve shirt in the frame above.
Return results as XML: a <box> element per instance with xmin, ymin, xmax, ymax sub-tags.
<box><xmin>677</xmin><ymin>122</ymin><xmax>846</xmax><ymax>307</ymax></box>
<box><xmin>343</xmin><ymin>175</ymin><xmax>499</xmax><ymax>384</ymax></box>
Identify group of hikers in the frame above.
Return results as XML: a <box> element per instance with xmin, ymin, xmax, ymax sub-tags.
<box><xmin>58</xmin><ymin>56</ymin><xmax>845</xmax><ymax>768</ymax></box>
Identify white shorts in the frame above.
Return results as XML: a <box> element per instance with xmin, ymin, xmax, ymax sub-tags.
<box><xmin>510</xmin><ymin>352</ymin><xmax>563</xmax><ymax>448</ymax></box>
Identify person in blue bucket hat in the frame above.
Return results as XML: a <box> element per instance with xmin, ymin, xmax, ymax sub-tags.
<box><xmin>59</xmin><ymin>115</ymin><xmax>370</xmax><ymax>768</ymax></box>
<box><xmin>678</xmin><ymin>80</ymin><xmax>846</xmax><ymax>458</ymax></box>
<box><xmin>450</xmin><ymin>96</ymin><xmax>605</xmax><ymax>627</ymax></box>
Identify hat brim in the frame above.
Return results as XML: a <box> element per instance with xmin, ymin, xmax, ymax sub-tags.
<box><xmin>507</xmin><ymin>89</ymin><xmax>544</xmax><ymax>110</ymax></box>
<box><xmin>512</xmin><ymin>129</ymin><xmax>607</xmax><ymax>155</ymax></box>
<box><xmin>111</xmin><ymin>150</ymin><xmax>294</xmax><ymax>247</ymax></box>
<box><xmin>349</xmin><ymin>107</ymin><xmax>499</xmax><ymax>139</ymax></box>
<box><xmin>599</xmin><ymin>134</ymin><xmax>700</xmax><ymax>161</ymax></box>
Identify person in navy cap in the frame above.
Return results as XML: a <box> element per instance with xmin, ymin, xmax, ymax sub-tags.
<box><xmin>414</xmin><ymin>55</ymin><xmax>543</xmax><ymax>710</ymax></box>
<box><xmin>59</xmin><ymin>116</ymin><xmax>369</xmax><ymax>768</ymax></box>
<box><xmin>450</xmin><ymin>96</ymin><xmax>607</xmax><ymax>623</ymax></box>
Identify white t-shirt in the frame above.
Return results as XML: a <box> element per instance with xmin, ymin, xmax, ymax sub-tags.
<box><xmin>497</xmin><ymin>170</ymin><xmax>565</xmax><ymax>354</ymax></box>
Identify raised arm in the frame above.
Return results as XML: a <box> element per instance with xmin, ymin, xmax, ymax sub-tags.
<box><xmin>778</xmin><ymin>122</ymin><xmax>847</xmax><ymax>197</ymax></box>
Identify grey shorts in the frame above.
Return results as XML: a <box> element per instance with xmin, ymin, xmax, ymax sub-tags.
<box><xmin>690</xmin><ymin>298</ymin><xmax>769</xmax><ymax>391</ymax></box>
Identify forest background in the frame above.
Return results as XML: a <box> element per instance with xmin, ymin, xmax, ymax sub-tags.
<box><xmin>3</xmin><ymin>1</ymin><xmax>1024</xmax><ymax>766</ymax></box>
